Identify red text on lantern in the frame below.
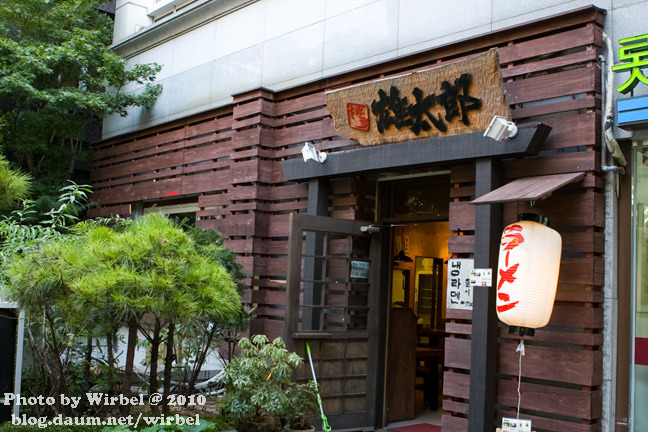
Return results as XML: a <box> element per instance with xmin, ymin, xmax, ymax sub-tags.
<box><xmin>498</xmin><ymin>224</ymin><xmax>525</xmax><ymax>313</ymax></box>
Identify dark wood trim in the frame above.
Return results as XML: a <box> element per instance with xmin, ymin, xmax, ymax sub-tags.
<box><xmin>447</xmin><ymin>337</ymin><xmax>603</xmax><ymax>386</ymax></box>
<box><xmin>470</xmin><ymin>172</ymin><xmax>586</xmax><ymax>204</ymax></box>
<box><xmin>93</xmin><ymin>106</ymin><xmax>233</xmax><ymax>148</ymax></box>
<box><xmin>284</xmin><ymin>212</ymin><xmax>303</xmax><ymax>352</ymax></box>
<box><xmin>302</xmin><ymin>179</ymin><xmax>330</xmax><ymax>330</ymax></box>
<box><xmin>616</xmin><ymin>141</ymin><xmax>632</xmax><ymax>431</ymax></box>
<box><xmin>281</xmin><ymin>123</ymin><xmax>551</xmax><ymax>181</ymax></box>
<box><xmin>307</xmin><ymin>179</ymin><xmax>329</xmax><ymax>215</ymax></box>
<box><xmin>367</xmin><ymin>224</ymin><xmax>388</xmax><ymax>427</ymax></box>
<box><xmin>292</xmin><ymin>331</ymin><xmax>369</xmax><ymax>340</ymax></box>
<box><xmin>283</xmin><ymin>213</ymin><xmax>382</xmax><ymax>429</ymax></box>
<box><xmin>447</xmin><ymin>370</ymin><xmax>603</xmax><ymax>420</ymax></box>
<box><xmin>288</xmin><ymin>213</ymin><xmax>369</xmax><ymax>234</ymax></box>
<box><xmin>468</xmin><ymin>157</ymin><xmax>502</xmax><ymax>432</ymax></box>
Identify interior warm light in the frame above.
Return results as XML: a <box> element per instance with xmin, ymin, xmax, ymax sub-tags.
<box><xmin>496</xmin><ymin>214</ymin><xmax>562</xmax><ymax>336</ymax></box>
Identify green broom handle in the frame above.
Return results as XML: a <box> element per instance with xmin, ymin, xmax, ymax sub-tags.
<box><xmin>306</xmin><ymin>342</ymin><xmax>332</xmax><ymax>432</ymax></box>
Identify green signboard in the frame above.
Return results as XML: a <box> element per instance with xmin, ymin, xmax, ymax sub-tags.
<box><xmin>612</xmin><ymin>34</ymin><xmax>648</xmax><ymax>94</ymax></box>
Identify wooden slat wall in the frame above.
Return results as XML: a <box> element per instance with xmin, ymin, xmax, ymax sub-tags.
<box><xmin>90</xmin><ymin>87</ymin><xmax>372</xmax><ymax>341</ymax></box>
<box><xmin>442</xmin><ymin>14</ymin><xmax>606</xmax><ymax>432</ymax></box>
<box><xmin>90</xmin><ymin>6</ymin><xmax>607</xmax><ymax>430</ymax></box>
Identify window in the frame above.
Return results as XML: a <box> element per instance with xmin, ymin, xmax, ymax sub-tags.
<box><xmin>632</xmin><ymin>146</ymin><xmax>648</xmax><ymax>431</ymax></box>
<box><xmin>380</xmin><ymin>174</ymin><xmax>450</xmax><ymax>222</ymax></box>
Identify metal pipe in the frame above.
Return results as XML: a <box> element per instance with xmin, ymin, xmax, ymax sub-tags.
<box><xmin>602</xmin><ymin>165</ymin><xmax>624</xmax><ymax>173</ymax></box>
<box><xmin>600</xmin><ymin>32</ymin><xmax>621</xmax><ymax>432</ymax></box>
<box><xmin>602</xmin><ymin>33</ymin><xmax>628</xmax><ymax>170</ymax></box>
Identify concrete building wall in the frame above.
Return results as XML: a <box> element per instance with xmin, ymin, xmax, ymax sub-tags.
<box><xmin>104</xmin><ymin>0</ymin><xmax>648</xmax><ymax>140</ymax></box>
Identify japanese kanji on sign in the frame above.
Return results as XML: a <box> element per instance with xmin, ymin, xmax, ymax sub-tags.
<box><xmin>324</xmin><ymin>48</ymin><xmax>511</xmax><ymax>146</ymax></box>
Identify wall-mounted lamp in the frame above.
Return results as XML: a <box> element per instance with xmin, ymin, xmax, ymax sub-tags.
<box><xmin>484</xmin><ymin>115</ymin><xmax>518</xmax><ymax>141</ymax></box>
<box><xmin>301</xmin><ymin>142</ymin><xmax>327</xmax><ymax>163</ymax></box>
<box><xmin>360</xmin><ymin>225</ymin><xmax>380</xmax><ymax>233</ymax></box>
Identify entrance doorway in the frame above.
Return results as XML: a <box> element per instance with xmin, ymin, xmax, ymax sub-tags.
<box><xmin>380</xmin><ymin>175</ymin><xmax>450</xmax><ymax>427</ymax></box>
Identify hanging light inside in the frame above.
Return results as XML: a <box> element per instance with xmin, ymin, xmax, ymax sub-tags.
<box><xmin>392</xmin><ymin>225</ymin><xmax>412</xmax><ymax>263</ymax></box>
<box><xmin>496</xmin><ymin>213</ymin><xmax>562</xmax><ymax>336</ymax></box>
<box><xmin>393</xmin><ymin>250</ymin><xmax>413</xmax><ymax>263</ymax></box>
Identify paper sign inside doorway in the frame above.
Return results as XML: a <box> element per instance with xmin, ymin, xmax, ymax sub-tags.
<box><xmin>446</xmin><ymin>259</ymin><xmax>474</xmax><ymax>310</ymax></box>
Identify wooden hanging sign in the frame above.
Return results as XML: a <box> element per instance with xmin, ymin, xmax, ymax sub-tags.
<box><xmin>325</xmin><ymin>48</ymin><xmax>511</xmax><ymax>146</ymax></box>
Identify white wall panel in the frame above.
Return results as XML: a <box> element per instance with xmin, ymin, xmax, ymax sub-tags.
<box><xmin>214</xmin><ymin>1</ymin><xmax>266</xmax><ymax>59</ymax></box>
<box><xmin>264</xmin><ymin>0</ymin><xmax>326</xmax><ymax>40</ymax></box>
<box><xmin>325</xmin><ymin>0</ymin><xmax>379</xmax><ymax>19</ymax></box>
<box><xmin>491</xmin><ymin>0</ymin><xmax>612</xmax><ymax>30</ymax></box>
<box><xmin>397</xmin><ymin>0</ymin><xmax>492</xmax><ymax>50</ymax></box>
<box><xmin>165</xmin><ymin>63</ymin><xmax>215</xmax><ymax>114</ymax></box>
<box><xmin>212</xmin><ymin>45</ymin><xmax>264</xmax><ymax>103</ymax></box>
<box><xmin>135</xmin><ymin>45</ymin><xmax>175</xmax><ymax>82</ymax></box>
<box><xmin>323</xmin><ymin>0</ymin><xmax>398</xmax><ymax>71</ymax></box>
<box><xmin>172</xmin><ymin>22</ymin><xmax>217</xmax><ymax>75</ymax></box>
<box><xmin>262</xmin><ymin>22</ymin><xmax>325</xmax><ymax>87</ymax></box>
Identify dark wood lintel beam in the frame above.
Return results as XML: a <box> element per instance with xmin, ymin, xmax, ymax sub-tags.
<box><xmin>281</xmin><ymin>123</ymin><xmax>551</xmax><ymax>182</ymax></box>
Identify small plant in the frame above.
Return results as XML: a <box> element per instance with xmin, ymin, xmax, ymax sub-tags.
<box><xmin>282</xmin><ymin>380</ymin><xmax>319</xmax><ymax>431</ymax></box>
<box><xmin>219</xmin><ymin>335</ymin><xmax>318</xmax><ymax>432</ymax></box>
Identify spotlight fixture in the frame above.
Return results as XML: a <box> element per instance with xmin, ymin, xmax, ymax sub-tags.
<box><xmin>483</xmin><ymin>116</ymin><xmax>518</xmax><ymax>141</ymax></box>
<box><xmin>301</xmin><ymin>142</ymin><xmax>327</xmax><ymax>163</ymax></box>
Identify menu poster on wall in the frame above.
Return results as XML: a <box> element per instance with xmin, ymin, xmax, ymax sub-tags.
<box><xmin>350</xmin><ymin>260</ymin><xmax>370</xmax><ymax>280</ymax></box>
<box><xmin>498</xmin><ymin>417</ymin><xmax>532</xmax><ymax>432</ymax></box>
<box><xmin>446</xmin><ymin>259</ymin><xmax>474</xmax><ymax>310</ymax></box>
<box><xmin>470</xmin><ymin>268</ymin><xmax>493</xmax><ymax>287</ymax></box>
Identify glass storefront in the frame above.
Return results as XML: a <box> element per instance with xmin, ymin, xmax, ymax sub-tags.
<box><xmin>633</xmin><ymin>146</ymin><xmax>648</xmax><ymax>431</ymax></box>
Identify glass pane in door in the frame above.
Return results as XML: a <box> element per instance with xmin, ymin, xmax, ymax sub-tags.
<box><xmin>634</xmin><ymin>147</ymin><xmax>648</xmax><ymax>431</ymax></box>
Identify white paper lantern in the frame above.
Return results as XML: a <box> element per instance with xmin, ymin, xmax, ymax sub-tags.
<box><xmin>496</xmin><ymin>214</ymin><xmax>562</xmax><ymax>334</ymax></box>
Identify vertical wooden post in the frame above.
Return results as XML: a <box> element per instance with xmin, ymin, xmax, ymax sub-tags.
<box><xmin>302</xmin><ymin>179</ymin><xmax>329</xmax><ymax>330</ymax></box>
<box><xmin>307</xmin><ymin>178</ymin><xmax>329</xmax><ymax>216</ymax></box>
<box><xmin>468</xmin><ymin>157</ymin><xmax>501</xmax><ymax>431</ymax></box>
<box><xmin>284</xmin><ymin>213</ymin><xmax>303</xmax><ymax>352</ymax></box>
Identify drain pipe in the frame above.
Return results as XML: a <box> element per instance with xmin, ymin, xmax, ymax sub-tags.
<box><xmin>600</xmin><ymin>32</ymin><xmax>623</xmax><ymax>432</ymax></box>
<box><xmin>601</xmin><ymin>33</ymin><xmax>627</xmax><ymax>172</ymax></box>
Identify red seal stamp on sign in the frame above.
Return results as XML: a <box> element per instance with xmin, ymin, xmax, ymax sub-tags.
<box><xmin>346</xmin><ymin>103</ymin><xmax>369</xmax><ymax>131</ymax></box>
